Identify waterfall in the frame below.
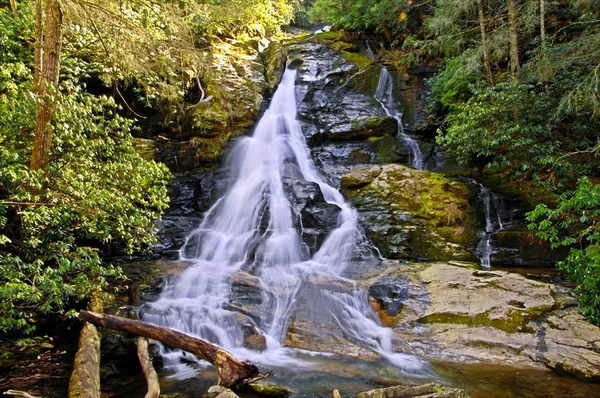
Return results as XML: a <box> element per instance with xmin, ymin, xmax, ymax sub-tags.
<box><xmin>473</xmin><ymin>183</ymin><xmax>510</xmax><ymax>269</ymax></box>
<box><xmin>143</xmin><ymin>67</ymin><xmax>422</xmax><ymax>375</ymax></box>
<box><xmin>373</xmin><ymin>67</ymin><xmax>424</xmax><ymax>170</ymax></box>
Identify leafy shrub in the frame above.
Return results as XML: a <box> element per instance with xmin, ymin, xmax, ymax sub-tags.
<box><xmin>0</xmin><ymin>74</ymin><xmax>170</xmax><ymax>334</ymax></box>
<box><xmin>527</xmin><ymin>178</ymin><xmax>600</xmax><ymax>325</ymax></box>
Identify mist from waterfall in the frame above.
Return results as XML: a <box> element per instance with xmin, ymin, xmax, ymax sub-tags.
<box><xmin>142</xmin><ymin>67</ymin><xmax>423</xmax><ymax>377</ymax></box>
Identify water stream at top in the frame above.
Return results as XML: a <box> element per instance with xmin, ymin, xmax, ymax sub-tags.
<box><xmin>142</xmin><ymin>67</ymin><xmax>423</xmax><ymax>377</ymax></box>
<box><xmin>373</xmin><ymin>67</ymin><xmax>424</xmax><ymax>170</ymax></box>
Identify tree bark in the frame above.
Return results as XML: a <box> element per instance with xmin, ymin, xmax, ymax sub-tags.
<box><xmin>31</xmin><ymin>0</ymin><xmax>62</xmax><ymax>171</ymax></box>
<box><xmin>69</xmin><ymin>299</ymin><xmax>103</xmax><ymax>398</ymax></box>
<box><xmin>136</xmin><ymin>335</ymin><xmax>161</xmax><ymax>398</ymax></box>
<box><xmin>9</xmin><ymin>0</ymin><xmax>18</xmax><ymax>18</ymax></box>
<box><xmin>128</xmin><ymin>310</ymin><xmax>161</xmax><ymax>398</ymax></box>
<box><xmin>78</xmin><ymin>310</ymin><xmax>262</xmax><ymax>388</ymax></box>
<box><xmin>539</xmin><ymin>0</ymin><xmax>546</xmax><ymax>49</ymax></box>
<box><xmin>508</xmin><ymin>0</ymin><xmax>520</xmax><ymax>83</ymax></box>
<box><xmin>33</xmin><ymin>0</ymin><xmax>43</xmax><ymax>88</ymax></box>
<box><xmin>477</xmin><ymin>0</ymin><xmax>494</xmax><ymax>86</ymax></box>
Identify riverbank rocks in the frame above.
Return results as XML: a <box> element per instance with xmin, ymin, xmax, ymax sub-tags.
<box><xmin>363</xmin><ymin>261</ymin><xmax>600</xmax><ymax>379</ymax></box>
<box><xmin>341</xmin><ymin>164</ymin><xmax>479</xmax><ymax>261</ymax></box>
<box><xmin>357</xmin><ymin>383</ymin><xmax>469</xmax><ymax>398</ymax></box>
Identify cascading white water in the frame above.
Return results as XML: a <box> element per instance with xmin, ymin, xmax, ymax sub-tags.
<box><xmin>374</xmin><ymin>67</ymin><xmax>424</xmax><ymax>170</ymax></box>
<box><xmin>143</xmin><ymin>67</ymin><xmax>422</xmax><ymax>375</ymax></box>
<box><xmin>474</xmin><ymin>183</ymin><xmax>509</xmax><ymax>269</ymax></box>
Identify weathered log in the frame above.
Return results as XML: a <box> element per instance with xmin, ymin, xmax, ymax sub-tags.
<box><xmin>127</xmin><ymin>309</ymin><xmax>160</xmax><ymax>398</ymax></box>
<box><xmin>69</xmin><ymin>298</ymin><xmax>103</xmax><ymax>398</ymax></box>
<box><xmin>79</xmin><ymin>310</ymin><xmax>261</xmax><ymax>388</ymax></box>
<box><xmin>136</xmin><ymin>334</ymin><xmax>161</xmax><ymax>398</ymax></box>
<box><xmin>3</xmin><ymin>390</ymin><xmax>41</xmax><ymax>398</ymax></box>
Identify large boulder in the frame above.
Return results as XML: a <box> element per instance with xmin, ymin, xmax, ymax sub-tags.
<box><xmin>341</xmin><ymin>164</ymin><xmax>479</xmax><ymax>261</ymax></box>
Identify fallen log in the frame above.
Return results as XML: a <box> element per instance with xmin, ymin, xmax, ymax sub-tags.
<box><xmin>136</xmin><ymin>334</ymin><xmax>160</xmax><ymax>398</ymax></box>
<box><xmin>69</xmin><ymin>298</ymin><xmax>103</xmax><ymax>398</ymax></box>
<box><xmin>78</xmin><ymin>310</ymin><xmax>261</xmax><ymax>388</ymax></box>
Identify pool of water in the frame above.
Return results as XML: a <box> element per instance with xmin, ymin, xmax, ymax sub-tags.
<box><xmin>114</xmin><ymin>352</ymin><xmax>599</xmax><ymax>398</ymax></box>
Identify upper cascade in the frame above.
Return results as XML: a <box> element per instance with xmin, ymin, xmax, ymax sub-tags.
<box><xmin>374</xmin><ymin>67</ymin><xmax>424</xmax><ymax>170</ymax></box>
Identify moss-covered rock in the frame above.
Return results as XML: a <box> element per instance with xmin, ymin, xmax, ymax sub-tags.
<box><xmin>357</xmin><ymin>382</ymin><xmax>469</xmax><ymax>398</ymax></box>
<box><xmin>341</xmin><ymin>164</ymin><xmax>479</xmax><ymax>261</ymax></box>
<box><xmin>262</xmin><ymin>40</ymin><xmax>288</xmax><ymax>91</ymax></box>
<box><xmin>248</xmin><ymin>382</ymin><xmax>294</xmax><ymax>398</ymax></box>
<box><xmin>326</xmin><ymin>116</ymin><xmax>398</xmax><ymax>142</ymax></box>
<box><xmin>364</xmin><ymin>261</ymin><xmax>600</xmax><ymax>379</ymax></box>
<box><xmin>133</xmin><ymin>138</ymin><xmax>156</xmax><ymax>161</ymax></box>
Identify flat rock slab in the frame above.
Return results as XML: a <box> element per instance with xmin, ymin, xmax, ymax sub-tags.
<box><xmin>365</xmin><ymin>262</ymin><xmax>600</xmax><ymax>379</ymax></box>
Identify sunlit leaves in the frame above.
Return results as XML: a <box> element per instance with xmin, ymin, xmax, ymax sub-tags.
<box><xmin>0</xmin><ymin>62</ymin><xmax>169</xmax><ymax>335</ymax></box>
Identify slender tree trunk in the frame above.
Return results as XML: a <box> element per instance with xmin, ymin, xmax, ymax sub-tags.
<box><xmin>477</xmin><ymin>0</ymin><xmax>494</xmax><ymax>86</ymax></box>
<box><xmin>34</xmin><ymin>0</ymin><xmax>43</xmax><ymax>87</ymax></box>
<box><xmin>30</xmin><ymin>0</ymin><xmax>62</xmax><ymax>172</ymax></box>
<box><xmin>508</xmin><ymin>0</ymin><xmax>520</xmax><ymax>83</ymax></box>
<box><xmin>540</xmin><ymin>0</ymin><xmax>546</xmax><ymax>49</ymax></box>
<box><xmin>9</xmin><ymin>0</ymin><xmax>18</xmax><ymax>18</ymax></box>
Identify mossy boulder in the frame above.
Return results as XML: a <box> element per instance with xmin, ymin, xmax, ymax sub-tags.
<box><xmin>326</xmin><ymin>116</ymin><xmax>398</xmax><ymax>142</ymax></box>
<box><xmin>416</xmin><ymin>264</ymin><xmax>554</xmax><ymax>333</ymax></box>
<box><xmin>357</xmin><ymin>382</ymin><xmax>469</xmax><ymax>398</ymax></box>
<box><xmin>341</xmin><ymin>164</ymin><xmax>479</xmax><ymax>261</ymax></box>
<box><xmin>248</xmin><ymin>382</ymin><xmax>294</xmax><ymax>398</ymax></box>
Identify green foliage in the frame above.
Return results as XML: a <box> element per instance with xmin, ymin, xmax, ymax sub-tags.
<box><xmin>0</xmin><ymin>80</ymin><xmax>170</xmax><ymax>333</ymax></box>
<box><xmin>309</xmin><ymin>0</ymin><xmax>426</xmax><ymax>39</ymax></box>
<box><xmin>426</xmin><ymin>0</ymin><xmax>600</xmax><ymax>322</ymax></box>
<box><xmin>527</xmin><ymin>178</ymin><xmax>600</xmax><ymax>325</ymax></box>
<box><xmin>0</xmin><ymin>5</ymin><xmax>170</xmax><ymax>333</ymax></box>
<box><xmin>193</xmin><ymin>0</ymin><xmax>300</xmax><ymax>38</ymax></box>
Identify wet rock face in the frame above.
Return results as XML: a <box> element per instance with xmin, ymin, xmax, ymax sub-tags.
<box><xmin>341</xmin><ymin>164</ymin><xmax>479</xmax><ymax>261</ymax></box>
<box><xmin>284</xmin><ymin>274</ymin><xmax>380</xmax><ymax>359</ymax></box>
<box><xmin>154</xmin><ymin>170</ymin><xmax>224</xmax><ymax>258</ymax></box>
<box><xmin>290</xmin><ymin>42</ymin><xmax>427</xmax><ymax>180</ymax></box>
<box><xmin>491</xmin><ymin>227</ymin><xmax>570</xmax><ymax>267</ymax></box>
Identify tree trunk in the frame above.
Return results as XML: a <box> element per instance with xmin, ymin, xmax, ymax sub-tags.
<box><xmin>508</xmin><ymin>0</ymin><xmax>520</xmax><ymax>83</ymax></box>
<box><xmin>69</xmin><ymin>299</ymin><xmax>103</xmax><ymax>398</ymax></box>
<box><xmin>540</xmin><ymin>0</ymin><xmax>546</xmax><ymax>48</ymax></box>
<box><xmin>33</xmin><ymin>0</ymin><xmax>43</xmax><ymax>88</ymax></box>
<box><xmin>477</xmin><ymin>0</ymin><xmax>494</xmax><ymax>86</ymax></box>
<box><xmin>9</xmin><ymin>0</ymin><xmax>18</xmax><ymax>18</ymax></box>
<box><xmin>30</xmin><ymin>0</ymin><xmax>62</xmax><ymax>172</ymax></box>
<box><xmin>78</xmin><ymin>310</ymin><xmax>262</xmax><ymax>388</ymax></box>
